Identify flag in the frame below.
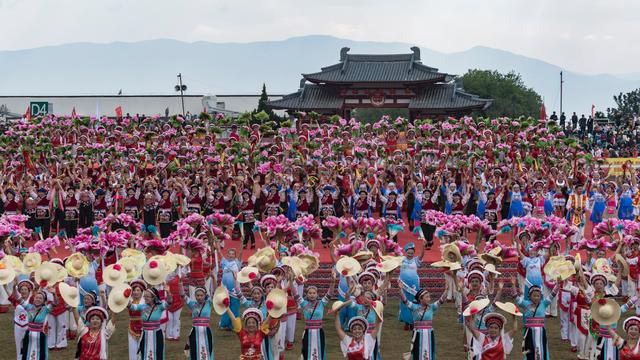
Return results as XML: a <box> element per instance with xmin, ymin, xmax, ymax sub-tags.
<box><xmin>539</xmin><ymin>103</ymin><xmax>546</xmax><ymax>120</ymax></box>
<box><xmin>71</xmin><ymin>107</ymin><xmax>77</xmax><ymax>119</ymax></box>
<box><xmin>24</xmin><ymin>106</ymin><xmax>30</xmax><ymax>121</ymax></box>
<box><xmin>591</xmin><ymin>104</ymin><xmax>596</xmax><ymax>118</ymax></box>
<box><xmin>118</xmin><ymin>89</ymin><xmax>122</xmax><ymax>96</ymax></box>
<box><xmin>115</xmin><ymin>106</ymin><xmax>123</xmax><ymax>118</ymax></box>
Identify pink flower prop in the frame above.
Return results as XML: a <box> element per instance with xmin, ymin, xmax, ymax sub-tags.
<box><xmin>29</xmin><ymin>236</ymin><xmax>60</xmax><ymax>255</ymax></box>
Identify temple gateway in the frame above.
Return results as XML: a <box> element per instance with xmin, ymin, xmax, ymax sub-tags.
<box><xmin>267</xmin><ymin>47</ymin><xmax>492</xmax><ymax>120</ymax></box>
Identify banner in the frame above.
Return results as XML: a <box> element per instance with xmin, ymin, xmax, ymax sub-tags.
<box><xmin>604</xmin><ymin>157</ymin><xmax>640</xmax><ymax>176</ymax></box>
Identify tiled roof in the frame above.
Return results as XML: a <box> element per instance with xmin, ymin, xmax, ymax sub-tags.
<box><xmin>266</xmin><ymin>84</ymin><xmax>343</xmax><ymax>111</ymax></box>
<box><xmin>303</xmin><ymin>48</ymin><xmax>451</xmax><ymax>84</ymax></box>
<box><xmin>409</xmin><ymin>84</ymin><xmax>492</xmax><ymax>110</ymax></box>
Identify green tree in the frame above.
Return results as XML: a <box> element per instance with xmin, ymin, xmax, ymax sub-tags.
<box><xmin>460</xmin><ymin>69</ymin><xmax>542</xmax><ymax>118</ymax></box>
<box><xmin>607</xmin><ymin>88</ymin><xmax>640</xmax><ymax>123</ymax></box>
<box><xmin>254</xmin><ymin>83</ymin><xmax>280</xmax><ymax>123</ymax></box>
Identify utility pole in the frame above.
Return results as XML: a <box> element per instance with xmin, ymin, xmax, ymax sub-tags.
<box><xmin>560</xmin><ymin>71</ymin><xmax>564</xmax><ymax>116</ymax></box>
<box><xmin>175</xmin><ymin>73</ymin><xmax>187</xmax><ymax>117</ymax></box>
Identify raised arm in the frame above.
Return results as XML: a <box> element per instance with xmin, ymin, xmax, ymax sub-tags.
<box><xmin>334</xmin><ymin>311</ymin><xmax>346</xmax><ymax>340</ymax></box>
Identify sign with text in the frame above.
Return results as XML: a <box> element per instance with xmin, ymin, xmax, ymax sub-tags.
<box><xmin>29</xmin><ymin>102</ymin><xmax>49</xmax><ymax>116</ymax></box>
<box><xmin>604</xmin><ymin>157</ymin><xmax>640</xmax><ymax>176</ymax></box>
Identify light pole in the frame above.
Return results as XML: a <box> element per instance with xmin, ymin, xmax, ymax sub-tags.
<box><xmin>175</xmin><ymin>73</ymin><xmax>187</xmax><ymax>117</ymax></box>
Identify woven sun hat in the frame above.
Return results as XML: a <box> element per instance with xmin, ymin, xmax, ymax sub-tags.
<box><xmin>167</xmin><ymin>251</ymin><xmax>191</xmax><ymax>267</ymax></box>
<box><xmin>495</xmin><ymin>301</ymin><xmax>522</xmax><ymax>317</ymax></box>
<box><xmin>150</xmin><ymin>254</ymin><xmax>177</xmax><ymax>274</ymax></box>
<box><xmin>443</xmin><ymin>244</ymin><xmax>463</xmax><ymax>263</ymax></box>
<box><xmin>121</xmin><ymin>248</ymin><xmax>146</xmax><ymax>269</ymax></box>
<box><xmin>22</xmin><ymin>253</ymin><xmax>42</xmax><ymax>274</ymax></box>
<box><xmin>614</xmin><ymin>254</ymin><xmax>630</xmax><ymax>277</ymax></box>
<box><xmin>591</xmin><ymin>297</ymin><xmax>621</xmax><ymax>326</ymax></box>
<box><xmin>371</xmin><ymin>299</ymin><xmax>384</xmax><ymax>321</ymax></box>
<box><xmin>248</xmin><ymin>247</ymin><xmax>277</xmax><ymax>274</ymax></box>
<box><xmin>352</xmin><ymin>250</ymin><xmax>374</xmax><ymax>263</ymax></box>
<box><xmin>336</xmin><ymin>256</ymin><xmax>362</xmax><ymax>277</ymax></box>
<box><xmin>108</xmin><ymin>283</ymin><xmax>133</xmax><ymax>313</ymax></box>
<box><xmin>116</xmin><ymin>257</ymin><xmax>142</xmax><ymax>282</ymax></box>
<box><xmin>65</xmin><ymin>252</ymin><xmax>90</xmax><ymax>279</ymax></box>
<box><xmin>1</xmin><ymin>255</ymin><xmax>24</xmax><ymax>274</ymax></box>
<box><xmin>103</xmin><ymin>263</ymin><xmax>127</xmax><ymax>287</ymax></box>
<box><xmin>330</xmin><ymin>300</ymin><xmax>345</xmax><ymax>313</ymax></box>
<box><xmin>142</xmin><ymin>259</ymin><xmax>167</xmax><ymax>286</ymax></box>
<box><xmin>480</xmin><ymin>247</ymin><xmax>503</xmax><ymax>266</ymax></box>
<box><xmin>212</xmin><ymin>286</ymin><xmax>231</xmax><ymax>315</ymax></box>
<box><xmin>280</xmin><ymin>256</ymin><xmax>304</xmax><ymax>278</ymax></box>
<box><xmin>484</xmin><ymin>263</ymin><xmax>501</xmax><ymax>276</ymax></box>
<box><xmin>483</xmin><ymin>312</ymin><xmax>507</xmax><ymax>329</ymax></box>
<box><xmin>593</xmin><ymin>258</ymin><xmax>616</xmax><ymax>282</ymax></box>
<box><xmin>237</xmin><ymin>266</ymin><xmax>260</xmax><ymax>284</ymax></box>
<box><xmin>298</xmin><ymin>254</ymin><xmax>319</xmax><ymax>276</ymax></box>
<box><xmin>545</xmin><ymin>260</ymin><xmax>576</xmax><ymax>281</ymax></box>
<box><xmin>463</xmin><ymin>298</ymin><xmax>490</xmax><ymax>317</ymax></box>
<box><xmin>58</xmin><ymin>282</ymin><xmax>80</xmax><ymax>308</ymax></box>
<box><xmin>265</xmin><ymin>288</ymin><xmax>288</xmax><ymax>318</ymax></box>
<box><xmin>0</xmin><ymin>263</ymin><xmax>16</xmax><ymax>285</ymax></box>
<box><xmin>372</xmin><ymin>258</ymin><xmax>401</xmax><ymax>273</ymax></box>
<box><xmin>34</xmin><ymin>261</ymin><xmax>63</xmax><ymax>288</ymax></box>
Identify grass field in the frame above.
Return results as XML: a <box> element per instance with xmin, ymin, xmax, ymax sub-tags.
<box><xmin>0</xmin><ymin>299</ymin><xmax>588</xmax><ymax>360</ymax></box>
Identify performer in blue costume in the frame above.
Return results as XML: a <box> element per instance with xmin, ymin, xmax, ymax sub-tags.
<box><xmin>129</xmin><ymin>287</ymin><xmax>168</xmax><ymax>360</ymax></box>
<box><xmin>181</xmin><ymin>286</ymin><xmax>215</xmax><ymax>360</ymax></box>
<box><xmin>398</xmin><ymin>240</ymin><xmax>427</xmax><ymax>330</ymax></box>
<box><xmin>214</xmin><ymin>243</ymin><xmax>243</xmax><ymax>330</ymax></box>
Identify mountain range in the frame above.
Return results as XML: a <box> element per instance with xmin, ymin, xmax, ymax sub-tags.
<box><xmin>1</xmin><ymin>35</ymin><xmax>638</xmax><ymax>114</ymax></box>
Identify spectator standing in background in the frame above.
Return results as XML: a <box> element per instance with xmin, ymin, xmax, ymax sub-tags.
<box><xmin>571</xmin><ymin>112</ymin><xmax>578</xmax><ymax>130</ymax></box>
<box><xmin>560</xmin><ymin>112</ymin><xmax>566</xmax><ymax>129</ymax></box>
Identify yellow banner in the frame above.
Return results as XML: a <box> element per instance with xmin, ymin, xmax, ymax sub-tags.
<box><xmin>604</xmin><ymin>157</ymin><xmax>640</xmax><ymax>176</ymax></box>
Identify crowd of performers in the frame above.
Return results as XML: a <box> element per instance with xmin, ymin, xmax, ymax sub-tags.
<box><xmin>0</xmin><ymin>113</ymin><xmax>639</xmax><ymax>359</ymax></box>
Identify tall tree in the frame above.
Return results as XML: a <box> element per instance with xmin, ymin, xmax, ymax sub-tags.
<box><xmin>607</xmin><ymin>88</ymin><xmax>640</xmax><ymax>123</ymax></box>
<box><xmin>460</xmin><ymin>69</ymin><xmax>542</xmax><ymax>118</ymax></box>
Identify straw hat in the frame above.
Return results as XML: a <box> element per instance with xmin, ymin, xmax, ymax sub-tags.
<box><xmin>65</xmin><ymin>252</ymin><xmax>90</xmax><ymax>278</ymax></box>
<box><xmin>0</xmin><ymin>255</ymin><xmax>24</xmax><ymax>274</ymax></box>
<box><xmin>237</xmin><ymin>266</ymin><xmax>260</xmax><ymax>284</ymax></box>
<box><xmin>463</xmin><ymin>298</ymin><xmax>490</xmax><ymax>317</ymax></box>
<box><xmin>280</xmin><ymin>257</ymin><xmax>304</xmax><ymax>277</ymax></box>
<box><xmin>484</xmin><ymin>263</ymin><xmax>501</xmax><ymax>276</ymax></box>
<box><xmin>330</xmin><ymin>300</ymin><xmax>345</xmax><ymax>313</ymax></box>
<box><xmin>443</xmin><ymin>244</ymin><xmax>462</xmax><ymax>263</ymax></box>
<box><xmin>34</xmin><ymin>261</ymin><xmax>63</xmax><ymax>287</ymax></box>
<box><xmin>52</xmin><ymin>263</ymin><xmax>68</xmax><ymax>283</ymax></box>
<box><xmin>212</xmin><ymin>286</ymin><xmax>231</xmax><ymax>315</ymax></box>
<box><xmin>371</xmin><ymin>300</ymin><xmax>384</xmax><ymax>321</ymax></box>
<box><xmin>142</xmin><ymin>259</ymin><xmax>167</xmax><ymax>286</ymax></box>
<box><xmin>108</xmin><ymin>283</ymin><xmax>133</xmax><ymax>313</ymax></box>
<box><xmin>168</xmin><ymin>252</ymin><xmax>191</xmax><ymax>267</ymax></box>
<box><xmin>265</xmin><ymin>288</ymin><xmax>288</xmax><ymax>318</ymax></box>
<box><xmin>495</xmin><ymin>301</ymin><xmax>522</xmax><ymax>317</ymax></box>
<box><xmin>103</xmin><ymin>263</ymin><xmax>127</xmax><ymax>287</ymax></box>
<box><xmin>591</xmin><ymin>298</ymin><xmax>621</xmax><ymax>325</ymax></box>
<box><xmin>22</xmin><ymin>253</ymin><xmax>42</xmax><ymax>274</ymax></box>
<box><xmin>58</xmin><ymin>282</ymin><xmax>80</xmax><ymax>308</ymax></box>
<box><xmin>480</xmin><ymin>247</ymin><xmax>503</xmax><ymax>266</ymax></box>
<box><xmin>336</xmin><ymin>256</ymin><xmax>362</xmax><ymax>277</ymax></box>
<box><xmin>298</xmin><ymin>254</ymin><xmax>319</xmax><ymax>276</ymax></box>
<box><xmin>121</xmin><ymin>248</ymin><xmax>146</xmax><ymax>269</ymax></box>
<box><xmin>0</xmin><ymin>263</ymin><xmax>16</xmax><ymax>285</ymax></box>
<box><xmin>374</xmin><ymin>258</ymin><xmax>402</xmax><ymax>273</ymax></box>
<box><xmin>615</xmin><ymin>254</ymin><xmax>630</xmax><ymax>277</ymax></box>
<box><xmin>352</xmin><ymin>250</ymin><xmax>374</xmax><ymax>263</ymax></box>
<box><xmin>248</xmin><ymin>247</ymin><xmax>277</xmax><ymax>273</ymax></box>
<box><xmin>150</xmin><ymin>255</ymin><xmax>177</xmax><ymax>274</ymax></box>
<box><xmin>116</xmin><ymin>257</ymin><xmax>142</xmax><ymax>282</ymax></box>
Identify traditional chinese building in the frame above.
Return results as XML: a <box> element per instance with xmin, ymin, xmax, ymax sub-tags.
<box><xmin>267</xmin><ymin>47</ymin><xmax>492</xmax><ymax>120</ymax></box>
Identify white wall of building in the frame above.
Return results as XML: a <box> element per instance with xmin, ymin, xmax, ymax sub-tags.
<box><xmin>0</xmin><ymin>94</ymin><xmax>284</xmax><ymax>117</ymax></box>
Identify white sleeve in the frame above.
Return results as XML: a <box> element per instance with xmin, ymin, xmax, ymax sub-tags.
<box><xmin>339</xmin><ymin>336</ymin><xmax>353</xmax><ymax>357</ymax></box>
<box><xmin>503</xmin><ymin>333</ymin><xmax>514</xmax><ymax>354</ymax></box>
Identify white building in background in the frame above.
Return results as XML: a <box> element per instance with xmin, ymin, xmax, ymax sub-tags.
<box><xmin>0</xmin><ymin>94</ymin><xmax>285</xmax><ymax>119</ymax></box>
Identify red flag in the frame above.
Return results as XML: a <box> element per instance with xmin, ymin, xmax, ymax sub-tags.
<box><xmin>591</xmin><ymin>104</ymin><xmax>596</xmax><ymax>118</ymax></box>
<box><xmin>115</xmin><ymin>106</ymin><xmax>123</xmax><ymax>118</ymax></box>
<box><xmin>24</xmin><ymin>106</ymin><xmax>30</xmax><ymax>121</ymax></box>
<box><xmin>539</xmin><ymin>103</ymin><xmax>546</xmax><ymax>120</ymax></box>
<box><xmin>22</xmin><ymin>150</ymin><xmax>35</xmax><ymax>175</ymax></box>
<box><xmin>71</xmin><ymin>107</ymin><xmax>77</xmax><ymax>119</ymax></box>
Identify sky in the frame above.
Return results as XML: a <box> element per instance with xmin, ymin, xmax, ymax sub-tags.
<box><xmin>0</xmin><ymin>0</ymin><xmax>638</xmax><ymax>75</ymax></box>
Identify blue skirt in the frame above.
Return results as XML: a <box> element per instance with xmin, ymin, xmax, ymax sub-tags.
<box><xmin>619</xmin><ymin>197</ymin><xmax>634</xmax><ymax>220</ymax></box>
<box><xmin>590</xmin><ymin>201</ymin><xmax>605</xmax><ymax>223</ymax></box>
<box><xmin>508</xmin><ymin>201</ymin><xmax>525</xmax><ymax>219</ymax></box>
<box><xmin>399</xmin><ymin>270</ymin><xmax>419</xmax><ymax>324</ymax></box>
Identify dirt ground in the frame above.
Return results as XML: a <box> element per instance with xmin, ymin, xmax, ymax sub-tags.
<box><xmin>0</xmin><ymin>299</ymin><xmax>592</xmax><ymax>359</ymax></box>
